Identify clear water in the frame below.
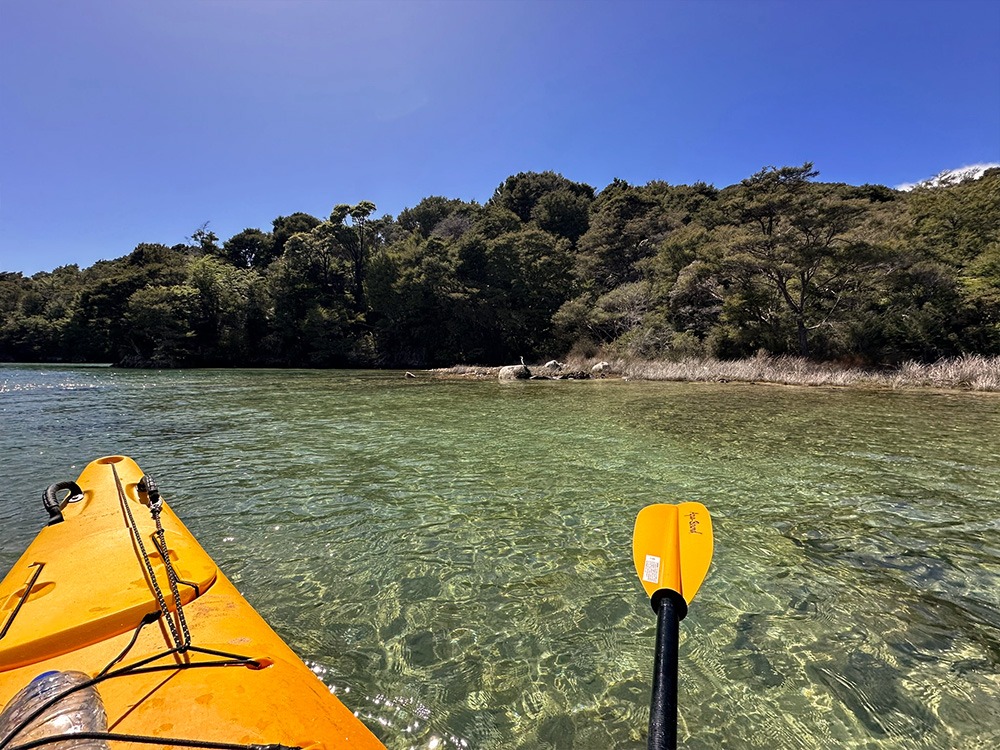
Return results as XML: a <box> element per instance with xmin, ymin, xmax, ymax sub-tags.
<box><xmin>1</xmin><ymin>365</ymin><xmax>998</xmax><ymax>749</ymax></box>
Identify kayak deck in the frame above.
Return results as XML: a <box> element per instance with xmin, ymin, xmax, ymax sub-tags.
<box><xmin>0</xmin><ymin>456</ymin><xmax>384</xmax><ymax>750</ymax></box>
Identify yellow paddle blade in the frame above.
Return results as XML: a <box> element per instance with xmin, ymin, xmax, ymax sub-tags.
<box><xmin>632</xmin><ymin>502</ymin><xmax>714</xmax><ymax>605</ymax></box>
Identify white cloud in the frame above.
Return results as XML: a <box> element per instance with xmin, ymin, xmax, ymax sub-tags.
<box><xmin>896</xmin><ymin>162</ymin><xmax>1000</xmax><ymax>191</ymax></box>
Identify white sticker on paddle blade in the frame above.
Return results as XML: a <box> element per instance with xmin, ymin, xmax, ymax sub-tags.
<box><xmin>642</xmin><ymin>554</ymin><xmax>661</xmax><ymax>584</ymax></box>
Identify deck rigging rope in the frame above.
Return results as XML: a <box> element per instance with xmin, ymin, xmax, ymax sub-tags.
<box><xmin>143</xmin><ymin>473</ymin><xmax>193</xmax><ymax>649</ymax></box>
<box><xmin>111</xmin><ymin>465</ymin><xmax>190</xmax><ymax>651</ymax></box>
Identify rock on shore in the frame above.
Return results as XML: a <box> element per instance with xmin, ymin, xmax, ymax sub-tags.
<box><xmin>498</xmin><ymin>364</ymin><xmax>531</xmax><ymax>380</ymax></box>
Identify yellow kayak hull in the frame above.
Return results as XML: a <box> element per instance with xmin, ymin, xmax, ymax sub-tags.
<box><xmin>0</xmin><ymin>455</ymin><xmax>384</xmax><ymax>749</ymax></box>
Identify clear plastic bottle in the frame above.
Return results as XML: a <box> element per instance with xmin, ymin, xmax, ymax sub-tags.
<box><xmin>0</xmin><ymin>670</ymin><xmax>109</xmax><ymax>750</ymax></box>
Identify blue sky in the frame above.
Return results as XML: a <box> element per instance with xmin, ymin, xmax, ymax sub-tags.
<box><xmin>2</xmin><ymin>0</ymin><xmax>998</xmax><ymax>275</ymax></box>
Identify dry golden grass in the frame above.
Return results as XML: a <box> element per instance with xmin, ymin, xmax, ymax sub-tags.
<box><xmin>886</xmin><ymin>355</ymin><xmax>1000</xmax><ymax>391</ymax></box>
<box><xmin>576</xmin><ymin>353</ymin><xmax>1000</xmax><ymax>391</ymax></box>
<box><xmin>434</xmin><ymin>354</ymin><xmax>1000</xmax><ymax>391</ymax></box>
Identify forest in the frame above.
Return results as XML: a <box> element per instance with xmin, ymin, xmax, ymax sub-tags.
<box><xmin>2</xmin><ymin>164</ymin><xmax>998</xmax><ymax>369</ymax></box>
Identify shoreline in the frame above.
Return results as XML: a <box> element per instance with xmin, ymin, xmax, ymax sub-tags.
<box><xmin>4</xmin><ymin>356</ymin><xmax>998</xmax><ymax>393</ymax></box>
<box><xmin>430</xmin><ymin>354</ymin><xmax>1000</xmax><ymax>392</ymax></box>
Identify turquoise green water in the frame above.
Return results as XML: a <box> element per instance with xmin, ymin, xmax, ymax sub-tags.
<box><xmin>1</xmin><ymin>365</ymin><xmax>999</xmax><ymax>749</ymax></box>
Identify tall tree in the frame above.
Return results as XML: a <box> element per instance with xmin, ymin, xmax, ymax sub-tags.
<box><xmin>720</xmin><ymin>164</ymin><xmax>875</xmax><ymax>356</ymax></box>
<box><xmin>329</xmin><ymin>201</ymin><xmax>377</xmax><ymax>312</ymax></box>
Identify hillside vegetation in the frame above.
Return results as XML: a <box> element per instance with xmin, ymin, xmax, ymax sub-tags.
<box><xmin>2</xmin><ymin>164</ymin><xmax>998</xmax><ymax>369</ymax></box>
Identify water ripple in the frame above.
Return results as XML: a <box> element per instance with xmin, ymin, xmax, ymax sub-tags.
<box><xmin>2</xmin><ymin>366</ymin><xmax>999</xmax><ymax>749</ymax></box>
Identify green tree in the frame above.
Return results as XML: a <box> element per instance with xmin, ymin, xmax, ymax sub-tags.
<box><xmin>272</xmin><ymin>213</ymin><xmax>322</xmax><ymax>258</ymax></box>
<box><xmin>489</xmin><ymin>171</ymin><xmax>595</xmax><ymax>225</ymax></box>
<box><xmin>719</xmin><ymin>164</ymin><xmax>876</xmax><ymax>356</ymax></box>
<box><xmin>398</xmin><ymin>197</ymin><xmax>478</xmax><ymax>238</ymax></box>
<box><xmin>530</xmin><ymin>189</ymin><xmax>592</xmax><ymax>242</ymax></box>
<box><xmin>267</xmin><ymin>224</ymin><xmax>356</xmax><ymax>365</ymax></box>
<box><xmin>221</xmin><ymin>228</ymin><xmax>277</xmax><ymax>269</ymax></box>
<box><xmin>65</xmin><ymin>245</ymin><xmax>189</xmax><ymax>362</ymax></box>
<box><xmin>904</xmin><ymin>169</ymin><xmax>1000</xmax><ymax>353</ymax></box>
<box><xmin>188</xmin><ymin>256</ymin><xmax>269</xmax><ymax>364</ymax></box>
<box><xmin>906</xmin><ymin>168</ymin><xmax>1000</xmax><ymax>266</ymax></box>
<box><xmin>669</xmin><ymin>260</ymin><xmax>724</xmax><ymax>341</ymax></box>
<box><xmin>328</xmin><ymin>201</ymin><xmax>378</xmax><ymax>312</ymax></box>
<box><xmin>189</xmin><ymin>223</ymin><xmax>220</xmax><ymax>255</ymax></box>
<box><xmin>0</xmin><ymin>314</ymin><xmax>65</xmax><ymax>360</ymax></box>
<box><xmin>455</xmin><ymin>226</ymin><xmax>574</xmax><ymax>360</ymax></box>
<box><xmin>124</xmin><ymin>284</ymin><xmax>201</xmax><ymax>366</ymax></box>
<box><xmin>575</xmin><ymin>179</ymin><xmax>680</xmax><ymax>294</ymax></box>
<box><xmin>369</xmin><ymin>234</ymin><xmax>468</xmax><ymax>366</ymax></box>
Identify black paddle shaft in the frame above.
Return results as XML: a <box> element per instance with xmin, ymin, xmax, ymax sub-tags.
<box><xmin>648</xmin><ymin>590</ymin><xmax>686</xmax><ymax>750</ymax></box>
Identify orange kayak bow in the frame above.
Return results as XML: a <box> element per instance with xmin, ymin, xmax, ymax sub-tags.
<box><xmin>0</xmin><ymin>455</ymin><xmax>384</xmax><ymax>750</ymax></box>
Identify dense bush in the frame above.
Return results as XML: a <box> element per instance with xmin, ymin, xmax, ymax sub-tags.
<box><xmin>2</xmin><ymin>166</ymin><xmax>998</xmax><ymax>368</ymax></box>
